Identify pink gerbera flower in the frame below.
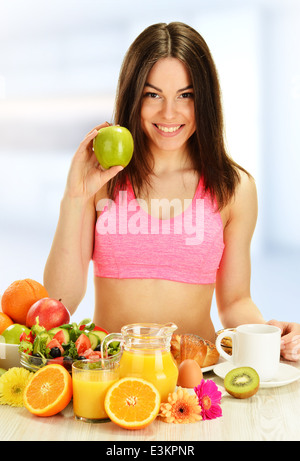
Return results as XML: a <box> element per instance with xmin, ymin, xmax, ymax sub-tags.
<box><xmin>194</xmin><ymin>379</ymin><xmax>222</xmax><ymax>420</ymax></box>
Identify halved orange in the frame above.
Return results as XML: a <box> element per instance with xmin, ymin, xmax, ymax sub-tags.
<box><xmin>104</xmin><ymin>377</ymin><xmax>161</xmax><ymax>430</ymax></box>
<box><xmin>23</xmin><ymin>364</ymin><xmax>72</xmax><ymax>417</ymax></box>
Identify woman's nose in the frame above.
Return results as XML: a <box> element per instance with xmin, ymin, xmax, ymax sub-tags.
<box><xmin>161</xmin><ymin>99</ymin><xmax>177</xmax><ymax>119</ymax></box>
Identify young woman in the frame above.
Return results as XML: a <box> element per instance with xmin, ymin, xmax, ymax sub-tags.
<box><xmin>44</xmin><ymin>22</ymin><xmax>300</xmax><ymax>361</ymax></box>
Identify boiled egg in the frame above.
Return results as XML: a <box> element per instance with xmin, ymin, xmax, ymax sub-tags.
<box><xmin>177</xmin><ymin>359</ymin><xmax>203</xmax><ymax>388</ymax></box>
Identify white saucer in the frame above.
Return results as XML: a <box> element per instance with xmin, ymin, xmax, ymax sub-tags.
<box><xmin>213</xmin><ymin>361</ymin><xmax>300</xmax><ymax>388</ymax></box>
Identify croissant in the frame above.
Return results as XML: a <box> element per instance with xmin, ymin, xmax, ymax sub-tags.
<box><xmin>171</xmin><ymin>333</ymin><xmax>219</xmax><ymax>368</ymax></box>
<box><xmin>216</xmin><ymin>329</ymin><xmax>234</xmax><ymax>356</ymax></box>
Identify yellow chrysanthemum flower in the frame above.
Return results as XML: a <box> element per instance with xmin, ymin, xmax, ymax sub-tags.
<box><xmin>0</xmin><ymin>367</ymin><xmax>33</xmax><ymax>407</ymax></box>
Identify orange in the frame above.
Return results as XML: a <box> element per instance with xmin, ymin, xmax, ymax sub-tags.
<box><xmin>104</xmin><ymin>377</ymin><xmax>161</xmax><ymax>430</ymax></box>
<box><xmin>1</xmin><ymin>279</ymin><xmax>49</xmax><ymax>325</ymax></box>
<box><xmin>23</xmin><ymin>364</ymin><xmax>73</xmax><ymax>417</ymax></box>
<box><xmin>0</xmin><ymin>312</ymin><xmax>14</xmax><ymax>335</ymax></box>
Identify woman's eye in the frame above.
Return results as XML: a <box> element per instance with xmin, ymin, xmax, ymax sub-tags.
<box><xmin>180</xmin><ymin>92</ymin><xmax>194</xmax><ymax>99</ymax></box>
<box><xmin>144</xmin><ymin>92</ymin><xmax>159</xmax><ymax>99</ymax></box>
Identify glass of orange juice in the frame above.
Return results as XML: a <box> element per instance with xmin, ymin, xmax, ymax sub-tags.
<box><xmin>72</xmin><ymin>357</ymin><xmax>120</xmax><ymax>423</ymax></box>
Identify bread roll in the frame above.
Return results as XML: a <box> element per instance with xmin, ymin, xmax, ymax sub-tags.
<box><xmin>171</xmin><ymin>333</ymin><xmax>219</xmax><ymax>368</ymax></box>
<box><xmin>216</xmin><ymin>329</ymin><xmax>235</xmax><ymax>356</ymax></box>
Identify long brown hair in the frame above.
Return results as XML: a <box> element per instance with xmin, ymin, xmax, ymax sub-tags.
<box><xmin>108</xmin><ymin>22</ymin><xmax>248</xmax><ymax>209</ymax></box>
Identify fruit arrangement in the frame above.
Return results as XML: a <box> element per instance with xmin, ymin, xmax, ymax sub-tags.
<box><xmin>0</xmin><ymin>279</ymin><xmax>261</xmax><ymax>431</ymax></box>
<box><xmin>1</xmin><ymin>279</ymin><xmax>49</xmax><ymax>325</ymax></box>
<box><xmin>0</xmin><ymin>278</ymin><xmax>71</xmax><ymax>340</ymax></box>
<box><xmin>0</xmin><ymin>278</ymin><xmax>120</xmax><ymax>375</ymax></box>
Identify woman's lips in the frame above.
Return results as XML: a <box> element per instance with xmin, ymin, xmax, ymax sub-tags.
<box><xmin>153</xmin><ymin>123</ymin><xmax>184</xmax><ymax>136</ymax></box>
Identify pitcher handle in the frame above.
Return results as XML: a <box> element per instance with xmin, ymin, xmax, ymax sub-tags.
<box><xmin>215</xmin><ymin>330</ymin><xmax>236</xmax><ymax>362</ymax></box>
<box><xmin>101</xmin><ymin>333</ymin><xmax>123</xmax><ymax>359</ymax></box>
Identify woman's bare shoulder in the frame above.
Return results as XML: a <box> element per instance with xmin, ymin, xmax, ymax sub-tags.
<box><xmin>228</xmin><ymin>169</ymin><xmax>258</xmax><ymax>227</ymax></box>
<box><xmin>235</xmin><ymin>169</ymin><xmax>257</xmax><ymax>205</ymax></box>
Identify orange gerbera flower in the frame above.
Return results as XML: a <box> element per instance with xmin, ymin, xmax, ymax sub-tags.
<box><xmin>159</xmin><ymin>387</ymin><xmax>202</xmax><ymax>424</ymax></box>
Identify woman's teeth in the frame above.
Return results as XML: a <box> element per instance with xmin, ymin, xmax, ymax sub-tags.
<box><xmin>156</xmin><ymin>124</ymin><xmax>182</xmax><ymax>133</ymax></box>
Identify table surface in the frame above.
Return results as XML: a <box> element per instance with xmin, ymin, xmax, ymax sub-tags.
<box><xmin>1</xmin><ymin>359</ymin><xmax>300</xmax><ymax>442</ymax></box>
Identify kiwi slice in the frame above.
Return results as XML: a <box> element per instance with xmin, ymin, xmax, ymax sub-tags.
<box><xmin>224</xmin><ymin>367</ymin><xmax>260</xmax><ymax>399</ymax></box>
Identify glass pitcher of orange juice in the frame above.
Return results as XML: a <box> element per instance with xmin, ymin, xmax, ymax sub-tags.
<box><xmin>101</xmin><ymin>323</ymin><xmax>179</xmax><ymax>402</ymax></box>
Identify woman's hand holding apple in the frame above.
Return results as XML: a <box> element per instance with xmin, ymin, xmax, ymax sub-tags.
<box><xmin>43</xmin><ymin>122</ymin><xmax>130</xmax><ymax>311</ymax></box>
<box><xmin>64</xmin><ymin>122</ymin><xmax>123</xmax><ymax>201</ymax></box>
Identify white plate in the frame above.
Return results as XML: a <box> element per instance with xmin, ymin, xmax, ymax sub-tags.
<box><xmin>213</xmin><ymin>361</ymin><xmax>300</xmax><ymax>388</ymax></box>
<box><xmin>202</xmin><ymin>356</ymin><xmax>226</xmax><ymax>373</ymax></box>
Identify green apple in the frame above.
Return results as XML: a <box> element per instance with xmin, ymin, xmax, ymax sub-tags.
<box><xmin>93</xmin><ymin>125</ymin><xmax>134</xmax><ymax>169</ymax></box>
<box><xmin>1</xmin><ymin>324</ymin><xmax>30</xmax><ymax>345</ymax></box>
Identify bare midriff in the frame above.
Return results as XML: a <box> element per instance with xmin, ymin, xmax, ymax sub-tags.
<box><xmin>92</xmin><ymin>175</ymin><xmax>228</xmax><ymax>344</ymax></box>
<box><xmin>93</xmin><ymin>277</ymin><xmax>216</xmax><ymax>343</ymax></box>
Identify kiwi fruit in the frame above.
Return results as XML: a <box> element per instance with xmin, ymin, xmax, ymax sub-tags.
<box><xmin>224</xmin><ymin>367</ymin><xmax>260</xmax><ymax>399</ymax></box>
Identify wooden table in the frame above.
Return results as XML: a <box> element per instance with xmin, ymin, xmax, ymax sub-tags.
<box><xmin>1</xmin><ymin>359</ymin><xmax>299</xmax><ymax>442</ymax></box>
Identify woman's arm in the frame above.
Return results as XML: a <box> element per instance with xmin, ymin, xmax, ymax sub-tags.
<box><xmin>215</xmin><ymin>171</ymin><xmax>265</xmax><ymax>327</ymax></box>
<box><xmin>43</xmin><ymin>194</ymin><xmax>95</xmax><ymax>314</ymax></box>
<box><xmin>43</xmin><ymin>123</ymin><xmax>123</xmax><ymax>314</ymax></box>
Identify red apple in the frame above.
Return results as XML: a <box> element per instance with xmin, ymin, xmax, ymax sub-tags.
<box><xmin>26</xmin><ymin>297</ymin><xmax>70</xmax><ymax>330</ymax></box>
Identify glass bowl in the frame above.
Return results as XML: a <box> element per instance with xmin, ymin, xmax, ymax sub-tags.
<box><xmin>20</xmin><ymin>352</ymin><xmax>74</xmax><ymax>373</ymax></box>
<box><xmin>20</xmin><ymin>349</ymin><xmax>122</xmax><ymax>374</ymax></box>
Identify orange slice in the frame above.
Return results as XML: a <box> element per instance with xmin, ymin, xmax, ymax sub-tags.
<box><xmin>23</xmin><ymin>364</ymin><xmax>73</xmax><ymax>417</ymax></box>
<box><xmin>104</xmin><ymin>377</ymin><xmax>161</xmax><ymax>430</ymax></box>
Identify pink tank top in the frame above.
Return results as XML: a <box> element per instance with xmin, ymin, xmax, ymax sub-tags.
<box><xmin>93</xmin><ymin>177</ymin><xmax>224</xmax><ymax>284</ymax></box>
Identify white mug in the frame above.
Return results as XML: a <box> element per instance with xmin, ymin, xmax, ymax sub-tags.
<box><xmin>215</xmin><ymin>324</ymin><xmax>281</xmax><ymax>381</ymax></box>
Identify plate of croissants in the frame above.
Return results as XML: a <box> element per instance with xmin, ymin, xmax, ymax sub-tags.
<box><xmin>170</xmin><ymin>332</ymin><xmax>228</xmax><ymax>372</ymax></box>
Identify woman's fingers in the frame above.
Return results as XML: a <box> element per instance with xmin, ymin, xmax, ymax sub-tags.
<box><xmin>75</xmin><ymin>122</ymin><xmax>110</xmax><ymax>160</ymax></box>
<box><xmin>86</xmin><ymin>164</ymin><xmax>123</xmax><ymax>197</ymax></box>
<box><xmin>67</xmin><ymin>122</ymin><xmax>123</xmax><ymax>197</ymax></box>
<box><xmin>281</xmin><ymin>332</ymin><xmax>300</xmax><ymax>361</ymax></box>
<box><xmin>266</xmin><ymin>319</ymin><xmax>283</xmax><ymax>332</ymax></box>
<box><xmin>100</xmin><ymin>165</ymin><xmax>124</xmax><ymax>184</ymax></box>
<box><xmin>281</xmin><ymin>344</ymin><xmax>300</xmax><ymax>361</ymax></box>
<box><xmin>85</xmin><ymin>121</ymin><xmax>110</xmax><ymax>137</ymax></box>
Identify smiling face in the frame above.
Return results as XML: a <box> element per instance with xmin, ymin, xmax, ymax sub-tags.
<box><xmin>141</xmin><ymin>57</ymin><xmax>196</xmax><ymax>158</ymax></box>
